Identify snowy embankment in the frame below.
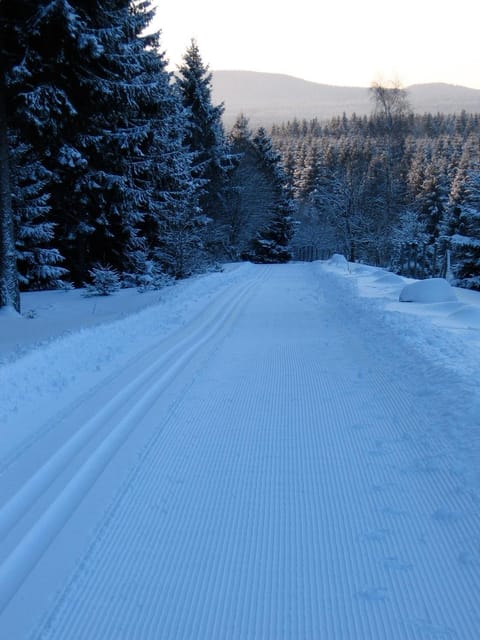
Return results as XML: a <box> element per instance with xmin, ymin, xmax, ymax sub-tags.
<box><xmin>0</xmin><ymin>259</ymin><xmax>479</xmax><ymax>639</ymax></box>
<box><xmin>326</xmin><ymin>253</ymin><xmax>480</xmax><ymax>377</ymax></box>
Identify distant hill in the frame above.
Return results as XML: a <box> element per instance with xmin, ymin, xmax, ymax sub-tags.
<box><xmin>211</xmin><ymin>70</ymin><xmax>480</xmax><ymax>128</ymax></box>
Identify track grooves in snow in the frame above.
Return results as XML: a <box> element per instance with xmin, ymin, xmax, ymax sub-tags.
<box><xmin>26</xmin><ymin>263</ymin><xmax>480</xmax><ymax>640</ymax></box>
<box><xmin>0</xmin><ymin>267</ymin><xmax>269</xmax><ymax>616</ymax></box>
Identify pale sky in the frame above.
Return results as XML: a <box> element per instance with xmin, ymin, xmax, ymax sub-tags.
<box><xmin>150</xmin><ymin>0</ymin><xmax>480</xmax><ymax>90</ymax></box>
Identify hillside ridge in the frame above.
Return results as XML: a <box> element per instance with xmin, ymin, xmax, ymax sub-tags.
<box><xmin>211</xmin><ymin>70</ymin><xmax>480</xmax><ymax>127</ymax></box>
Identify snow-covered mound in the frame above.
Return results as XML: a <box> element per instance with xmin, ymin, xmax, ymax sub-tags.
<box><xmin>399</xmin><ymin>278</ymin><xmax>457</xmax><ymax>303</ymax></box>
<box><xmin>328</xmin><ymin>253</ymin><xmax>349</xmax><ymax>270</ymax></box>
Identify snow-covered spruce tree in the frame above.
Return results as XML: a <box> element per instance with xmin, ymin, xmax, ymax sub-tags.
<box><xmin>414</xmin><ymin>160</ymin><xmax>449</xmax><ymax>275</ymax></box>
<box><xmin>443</xmin><ymin>154</ymin><xmax>469</xmax><ymax>242</ymax></box>
<box><xmin>6</xmin><ymin>0</ymin><xmax>106</xmax><ymax>285</ymax></box>
<box><xmin>4</xmin><ymin>0</ymin><xmax>72</xmax><ymax>293</ymax></box>
<box><xmin>144</xmin><ymin>86</ymin><xmax>207</xmax><ymax>280</ymax></box>
<box><xmin>11</xmin><ymin>138</ymin><xmax>68</xmax><ymax>289</ymax></box>
<box><xmin>390</xmin><ymin>209</ymin><xmax>429</xmax><ymax>276</ymax></box>
<box><xmin>225</xmin><ymin>117</ymin><xmax>294</xmax><ymax>261</ymax></box>
<box><xmin>315</xmin><ymin>135</ymin><xmax>374</xmax><ymax>263</ymax></box>
<box><xmin>176</xmin><ymin>40</ymin><xmax>235</xmax><ymax>260</ymax></box>
<box><xmin>245</xmin><ymin>127</ymin><xmax>295</xmax><ymax>263</ymax></box>
<box><xmin>84</xmin><ymin>263</ymin><xmax>121</xmax><ymax>296</ymax></box>
<box><xmin>70</xmin><ymin>1</ymin><xmax>205</xmax><ymax>283</ymax></box>
<box><xmin>393</xmin><ymin>143</ymin><xmax>450</xmax><ymax>277</ymax></box>
<box><xmin>446</xmin><ymin>162</ymin><xmax>480</xmax><ymax>289</ymax></box>
<box><xmin>119</xmin><ymin>28</ymin><xmax>206</xmax><ymax>280</ymax></box>
<box><xmin>57</xmin><ymin>0</ymin><xmax>157</xmax><ymax>283</ymax></box>
<box><xmin>222</xmin><ymin>115</ymin><xmax>256</xmax><ymax>258</ymax></box>
<box><xmin>6</xmin><ymin>0</ymin><xmax>176</xmax><ymax>286</ymax></box>
<box><xmin>247</xmin><ymin>203</ymin><xmax>295</xmax><ymax>263</ymax></box>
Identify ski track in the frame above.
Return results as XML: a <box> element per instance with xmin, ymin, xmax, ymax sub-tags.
<box><xmin>1</xmin><ymin>263</ymin><xmax>479</xmax><ymax>639</ymax></box>
<box><xmin>0</xmin><ymin>272</ymin><xmax>260</xmax><ymax>546</ymax></box>
<box><xmin>0</xmin><ymin>266</ymin><xmax>268</xmax><ymax>630</ymax></box>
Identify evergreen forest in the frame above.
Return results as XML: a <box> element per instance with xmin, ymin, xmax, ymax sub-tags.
<box><xmin>271</xmin><ymin>92</ymin><xmax>480</xmax><ymax>289</ymax></box>
<box><xmin>0</xmin><ymin>0</ymin><xmax>293</xmax><ymax>311</ymax></box>
<box><xmin>1</xmin><ymin>1</ymin><xmax>479</xmax><ymax>313</ymax></box>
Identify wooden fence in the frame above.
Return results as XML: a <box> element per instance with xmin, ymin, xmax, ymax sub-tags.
<box><xmin>294</xmin><ymin>246</ymin><xmax>332</xmax><ymax>262</ymax></box>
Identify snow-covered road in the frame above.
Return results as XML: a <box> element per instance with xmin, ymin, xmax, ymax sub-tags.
<box><xmin>1</xmin><ymin>262</ymin><xmax>479</xmax><ymax>639</ymax></box>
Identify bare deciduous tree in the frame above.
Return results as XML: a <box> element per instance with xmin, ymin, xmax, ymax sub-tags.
<box><xmin>369</xmin><ymin>80</ymin><xmax>412</xmax><ymax>254</ymax></box>
<box><xmin>369</xmin><ymin>80</ymin><xmax>411</xmax><ymax>127</ymax></box>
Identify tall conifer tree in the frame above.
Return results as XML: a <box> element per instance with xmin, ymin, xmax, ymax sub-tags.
<box><xmin>176</xmin><ymin>40</ymin><xmax>234</xmax><ymax>259</ymax></box>
<box><xmin>247</xmin><ymin>127</ymin><xmax>294</xmax><ymax>263</ymax></box>
<box><xmin>447</xmin><ymin>161</ymin><xmax>480</xmax><ymax>289</ymax></box>
<box><xmin>226</xmin><ymin>119</ymin><xmax>294</xmax><ymax>262</ymax></box>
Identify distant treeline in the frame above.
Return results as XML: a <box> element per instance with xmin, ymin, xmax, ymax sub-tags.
<box><xmin>271</xmin><ymin>105</ymin><xmax>480</xmax><ymax>288</ymax></box>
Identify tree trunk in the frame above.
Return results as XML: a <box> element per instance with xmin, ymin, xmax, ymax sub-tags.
<box><xmin>0</xmin><ymin>70</ymin><xmax>19</xmax><ymax>311</ymax></box>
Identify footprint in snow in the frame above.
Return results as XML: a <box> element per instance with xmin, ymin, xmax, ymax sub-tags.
<box><xmin>412</xmin><ymin>618</ymin><xmax>458</xmax><ymax>638</ymax></box>
<box><xmin>368</xmin><ymin>440</ymin><xmax>393</xmax><ymax>457</ymax></box>
<box><xmin>407</xmin><ymin>456</ymin><xmax>446</xmax><ymax>475</ymax></box>
<box><xmin>457</xmin><ymin>550</ymin><xmax>480</xmax><ymax>567</ymax></box>
<box><xmin>349</xmin><ymin>422</ymin><xmax>371</xmax><ymax>431</ymax></box>
<box><xmin>355</xmin><ymin>587</ymin><xmax>388</xmax><ymax>602</ymax></box>
<box><xmin>359</xmin><ymin>528</ymin><xmax>391</xmax><ymax>542</ymax></box>
<box><xmin>379</xmin><ymin>505</ymin><xmax>409</xmax><ymax>518</ymax></box>
<box><xmin>383</xmin><ymin>556</ymin><xmax>413</xmax><ymax>571</ymax></box>
<box><xmin>432</xmin><ymin>507</ymin><xmax>463</xmax><ymax>523</ymax></box>
<box><xmin>371</xmin><ymin>482</ymin><xmax>398</xmax><ymax>493</ymax></box>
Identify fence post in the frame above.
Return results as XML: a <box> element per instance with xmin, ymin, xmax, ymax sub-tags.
<box><xmin>445</xmin><ymin>249</ymin><xmax>453</xmax><ymax>282</ymax></box>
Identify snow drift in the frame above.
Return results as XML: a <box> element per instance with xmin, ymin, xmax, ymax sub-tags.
<box><xmin>399</xmin><ymin>278</ymin><xmax>457</xmax><ymax>303</ymax></box>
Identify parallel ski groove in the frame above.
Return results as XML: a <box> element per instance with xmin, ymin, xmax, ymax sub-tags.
<box><xmin>0</xmin><ymin>268</ymin><xmax>268</xmax><ymax>616</ymax></box>
<box><xmin>0</xmin><ymin>272</ymin><xmax>263</xmax><ymax>541</ymax></box>
<box><xmin>21</xmin><ymin>264</ymin><xmax>480</xmax><ymax>639</ymax></box>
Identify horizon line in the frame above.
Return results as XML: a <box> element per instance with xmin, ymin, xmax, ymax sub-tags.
<box><xmin>210</xmin><ymin>69</ymin><xmax>480</xmax><ymax>92</ymax></box>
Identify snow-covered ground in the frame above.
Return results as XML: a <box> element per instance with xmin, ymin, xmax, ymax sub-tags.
<box><xmin>0</xmin><ymin>263</ymin><xmax>253</xmax><ymax>458</ymax></box>
<box><xmin>0</xmin><ymin>260</ymin><xmax>479</xmax><ymax>639</ymax></box>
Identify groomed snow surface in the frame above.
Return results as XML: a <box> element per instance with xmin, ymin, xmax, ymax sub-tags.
<box><xmin>1</xmin><ymin>260</ymin><xmax>480</xmax><ymax>639</ymax></box>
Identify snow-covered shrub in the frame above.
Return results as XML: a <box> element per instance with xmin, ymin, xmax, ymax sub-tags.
<box><xmin>83</xmin><ymin>264</ymin><xmax>121</xmax><ymax>296</ymax></box>
<box><xmin>123</xmin><ymin>260</ymin><xmax>174</xmax><ymax>292</ymax></box>
<box><xmin>136</xmin><ymin>269</ymin><xmax>174</xmax><ymax>293</ymax></box>
<box><xmin>57</xmin><ymin>280</ymin><xmax>75</xmax><ymax>291</ymax></box>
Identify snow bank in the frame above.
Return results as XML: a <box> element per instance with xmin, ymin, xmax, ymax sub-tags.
<box><xmin>337</xmin><ymin>263</ymin><xmax>480</xmax><ymax>380</ymax></box>
<box><xmin>399</xmin><ymin>278</ymin><xmax>457</xmax><ymax>303</ymax></box>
